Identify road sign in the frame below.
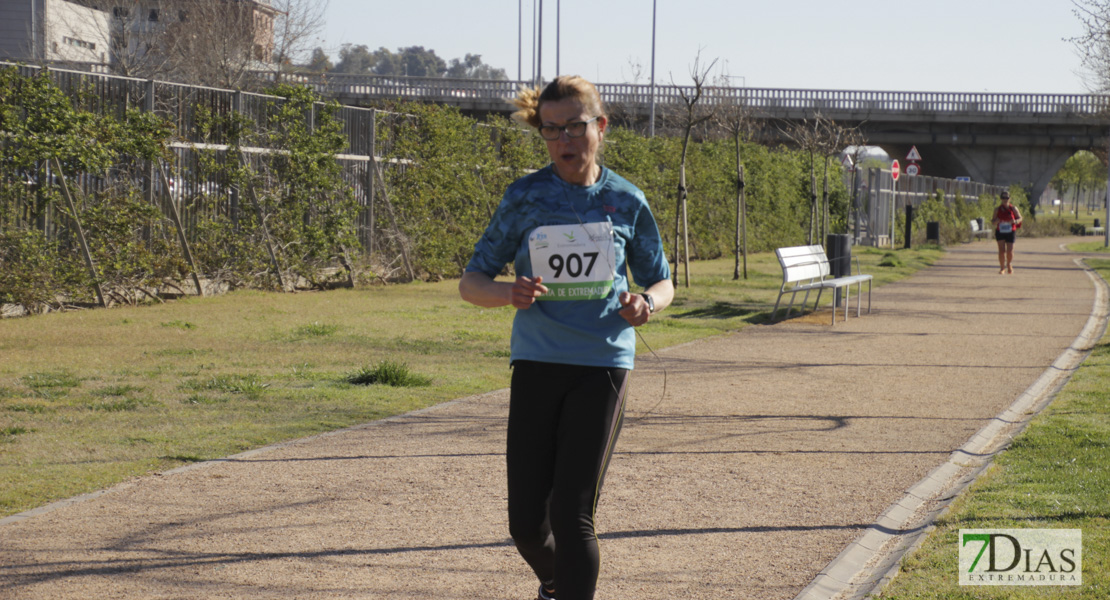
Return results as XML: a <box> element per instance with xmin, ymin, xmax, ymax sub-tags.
<box><xmin>891</xmin><ymin>159</ymin><xmax>901</xmax><ymax>181</ymax></box>
<box><xmin>907</xmin><ymin>146</ymin><xmax>923</xmax><ymax>161</ymax></box>
<box><xmin>906</xmin><ymin>163</ymin><xmax>920</xmax><ymax>176</ymax></box>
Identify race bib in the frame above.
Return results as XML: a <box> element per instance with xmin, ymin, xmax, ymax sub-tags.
<box><xmin>528</xmin><ymin>222</ymin><xmax>616</xmax><ymax>301</ymax></box>
<box><xmin>999</xmin><ymin>222</ymin><xmax>1013</xmax><ymax>233</ymax></box>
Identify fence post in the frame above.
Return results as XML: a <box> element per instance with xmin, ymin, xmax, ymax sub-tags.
<box><xmin>230</xmin><ymin>90</ymin><xmax>243</xmax><ymax>229</ymax></box>
<box><xmin>144</xmin><ymin>79</ymin><xmax>156</xmax><ymax>209</ymax></box>
<box><xmin>365</xmin><ymin>109</ymin><xmax>377</xmax><ymax>254</ymax></box>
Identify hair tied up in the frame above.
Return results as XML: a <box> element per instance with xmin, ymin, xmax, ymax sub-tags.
<box><xmin>510</xmin><ymin>85</ymin><xmax>544</xmax><ymax>129</ymax></box>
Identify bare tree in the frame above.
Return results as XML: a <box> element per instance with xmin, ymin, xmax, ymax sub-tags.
<box><xmin>68</xmin><ymin>1</ymin><xmax>322</xmax><ymax>90</ymax></box>
<box><xmin>715</xmin><ymin>74</ymin><xmax>755</xmax><ymax>280</ymax></box>
<box><xmin>63</xmin><ymin>0</ymin><xmax>180</xmax><ymax>80</ymax></box>
<box><xmin>1071</xmin><ymin>0</ymin><xmax>1110</xmax><ymax>93</ymax></box>
<box><xmin>781</xmin><ymin>113</ymin><xmax>863</xmax><ymax>245</ymax></box>
<box><xmin>270</xmin><ymin>0</ymin><xmax>329</xmax><ymax>78</ymax></box>
<box><xmin>670</xmin><ymin>52</ymin><xmax>717</xmax><ymax>288</ymax></box>
<box><xmin>781</xmin><ymin>115</ymin><xmax>823</xmax><ymax>244</ymax></box>
<box><xmin>817</xmin><ymin>118</ymin><xmax>865</xmax><ymax>241</ymax></box>
<box><xmin>163</xmin><ymin>0</ymin><xmax>275</xmax><ymax>89</ymax></box>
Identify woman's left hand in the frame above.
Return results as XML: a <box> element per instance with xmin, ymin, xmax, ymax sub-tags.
<box><xmin>618</xmin><ymin>292</ymin><xmax>651</xmax><ymax>327</ymax></box>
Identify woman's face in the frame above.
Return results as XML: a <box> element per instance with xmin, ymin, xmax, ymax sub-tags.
<box><xmin>538</xmin><ymin>98</ymin><xmax>607</xmax><ymax>186</ymax></box>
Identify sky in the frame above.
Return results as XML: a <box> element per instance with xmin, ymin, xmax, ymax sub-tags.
<box><xmin>318</xmin><ymin>0</ymin><xmax>1092</xmax><ymax>95</ymax></box>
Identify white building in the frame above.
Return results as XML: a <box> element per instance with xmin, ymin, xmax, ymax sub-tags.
<box><xmin>0</xmin><ymin>0</ymin><xmax>111</xmax><ymax>66</ymax></box>
<box><xmin>0</xmin><ymin>0</ymin><xmax>277</xmax><ymax>73</ymax></box>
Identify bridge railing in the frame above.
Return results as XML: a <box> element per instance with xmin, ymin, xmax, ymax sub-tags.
<box><xmin>264</xmin><ymin>73</ymin><xmax>1110</xmax><ymax>116</ymax></box>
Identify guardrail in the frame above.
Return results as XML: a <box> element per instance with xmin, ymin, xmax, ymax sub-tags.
<box><xmin>269</xmin><ymin>72</ymin><xmax>1110</xmax><ymax>116</ymax></box>
<box><xmin>16</xmin><ymin>63</ymin><xmax>1108</xmax><ymax>116</ymax></box>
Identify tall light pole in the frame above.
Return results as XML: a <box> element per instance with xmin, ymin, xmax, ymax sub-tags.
<box><xmin>518</xmin><ymin>0</ymin><xmax>522</xmax><ymax>81</ymax></box>
<box><xmin>531</xmin><ymin>0</ymin><xmax>537</xmax><ymax>83</ymax></box>
<box><xmin>556</xmin><ymin>0</ymin><xmax>560</xmax><ymax>77</ymax></box>
<box><xmin>537</xmin><ymin>0</ymin><xmax>543</xmax><ymax>85</ymax></box>
<box><xmin>649</xmin><ymin>0</ymin><xmax>657</xmax><ymax>137</ymax></box>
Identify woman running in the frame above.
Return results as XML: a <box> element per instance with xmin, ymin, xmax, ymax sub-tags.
<box><xmin>459</xmin><ymin>75</ymin><xmax>673</xmax><ymax>600</ymax></box>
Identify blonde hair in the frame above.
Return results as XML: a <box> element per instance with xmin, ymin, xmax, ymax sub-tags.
<box><xmin>511</xmin><ymin>75</ymin><xmax>606</xmax><ymax>129</ymax></box>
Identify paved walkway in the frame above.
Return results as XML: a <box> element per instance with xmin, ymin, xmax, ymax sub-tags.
<box><xmin>2</xmin><ymin>237</ymin><xmax>1107</xmax><ymax>600</ymax></box>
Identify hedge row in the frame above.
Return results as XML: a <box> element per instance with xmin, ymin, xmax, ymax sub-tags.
<box><xmin>4</xmin><ymin>66</ymin><xmax>976</xmax><ymax>315</ymax></box>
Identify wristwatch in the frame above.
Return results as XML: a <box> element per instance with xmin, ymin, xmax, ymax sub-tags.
<box><xmin>640</xmin><ymin>293</ymin><xmax>656</xmax><ymax>314</ymax></box>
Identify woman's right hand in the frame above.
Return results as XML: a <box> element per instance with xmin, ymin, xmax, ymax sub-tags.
<box><xmin>510</xmin><ymin>276</ymin><xmax>548</xmax><ymax>309</ymax></box>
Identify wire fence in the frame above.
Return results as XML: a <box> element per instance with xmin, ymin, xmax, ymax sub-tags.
<box><xmin>860</xmin><ymin>168</ymin><xmax>1009</xmax><ymax>246</ymax></box>
<box><xmin>1</xmin><ymin>61</ymin><xmax>394</xmax><ymax>251</ymax></box>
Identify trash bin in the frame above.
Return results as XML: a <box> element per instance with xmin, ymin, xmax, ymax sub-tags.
<box><xmin>926</xmin><ymin>221</ymin><xmax>940</xmax><ymax>243</ymax></box>
<box><xmin>1096</xmin><ymin>218</ymin><xmax>1102</xmax><ymax>228</ymax></box>
<box><xmin>827</xmin><ymin>234</ymin><xmax>851</xmax><ymax>306</ymax></box>
<box><xmin>904</xmin><ymin>205</ymin><xmax>914</xmax><ymax>249</ymax></box>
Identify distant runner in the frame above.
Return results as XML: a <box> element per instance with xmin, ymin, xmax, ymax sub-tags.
<box><xmin>992</xmin><ymin>190</ymin><xmax>1023</xmax><ymax>274</ymax></box>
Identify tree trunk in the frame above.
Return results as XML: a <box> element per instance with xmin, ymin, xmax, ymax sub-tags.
<box><xmin>808</xmin><ymin>152</ymin><xmax>817</xmax><ymax>245</ymax></box>
<box><xmin>734</xmin><ymin>132</ymin><xmax>747</xmax><ymax>280</ymax></box>
<box><xmin>675</xmin><ymin>127</ymin><xmax>693</xmax><ymax>288</ymax></box>
<box><xmin>822</xmin><ymin>155</ymin><xmax>831</xmax><ymax>244</ymax></box>
<box><xmin>53</xmin><ymin>159</ymin><xmax>107</xmax><ymax>308</ymax></box>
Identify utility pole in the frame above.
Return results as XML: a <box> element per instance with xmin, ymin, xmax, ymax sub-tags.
<box><xmin>556</xmin><ymin>0</ymin><xmax>560</xmax><ymax>77</ymax></box>
<box><xmin>649</xmin><ymin>0</ymin><xmax>657</xmax><ymax>137</ymax></box>
<box><xmin>518</xmin><ymin>0</ymin><xmax>522</xmax><ymax>81</ymax></box>
<box><xmin>536</xmin><ymin>0</ymin><xmax>543</xmax><ymax>85</ymax></box>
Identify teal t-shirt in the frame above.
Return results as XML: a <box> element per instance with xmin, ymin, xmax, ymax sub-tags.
<box><xmin>466</xmin><ymin>165</ymin><xmax>670</xmax><ymax>370</ymax></box>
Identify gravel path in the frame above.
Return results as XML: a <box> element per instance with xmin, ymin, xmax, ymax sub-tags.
<box><xmin>1</xmin><ymin>237</ymin><xmax>1104</xmax><ymax>600</ymax></box>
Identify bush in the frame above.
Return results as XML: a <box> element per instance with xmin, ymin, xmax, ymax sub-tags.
<box><xmin>346</xmin><ymin>361</ymin><xmax>432</xmax><ymax>387</ymax></box>
<box><xmin>0</xmin><ymin>230</ymin><xmax>86</xmax><ymax>313</ymax></box>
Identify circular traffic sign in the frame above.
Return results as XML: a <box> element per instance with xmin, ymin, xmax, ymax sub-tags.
<box><xmin>906</xmin><ymin>163</ymin><xmax>920</xmax><ymax>176</ymax></box>
<box><xmin>891</xmin><ymin>159</ymin><xmax>901</xmax><ymax>181</ymax></box>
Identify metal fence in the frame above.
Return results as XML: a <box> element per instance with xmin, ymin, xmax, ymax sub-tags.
<box><xmin>1</xmin><ymin>61</ymin><xmax>391</xmax><ymax>251</ymax></box>
<box><xmin>3</xmin><ymin>62</ymin><xmax>1033</xmax><ymax>255</ymax></box>
<box><xmin>860</xmin><ymin>168</ymin><xmax>1008</xmax><ymax>246</ymax></box>
<box><xmin>267</xmin><ymin>72</ymin><xmax>1110</xmax><ymax>119</ymax></box>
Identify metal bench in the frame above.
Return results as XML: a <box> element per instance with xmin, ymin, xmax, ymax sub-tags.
<box><xmin>970</xmin><ymin>219</ymin><xmax>992</xmax><ymax>241</ymax></box>
<box><xmin>772</xmin><ymin>245</ymin><xmax>873</xmax><ymax>326</ymax></box>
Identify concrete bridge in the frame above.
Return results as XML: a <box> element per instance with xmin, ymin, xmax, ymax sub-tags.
<box><xmin>289</xmin><ymin>73</ymin><xmax>1110</xmax><ymax>208</ymax></box>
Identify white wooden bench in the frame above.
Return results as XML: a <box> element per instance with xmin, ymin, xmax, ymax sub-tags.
<box><xmin>970</xmin><ymin>219</ymin><xmax>992</xmax><ymax>241</ymax></box>
<box><xmin>1088</xmin><ymin>226</ymin><xmax>1106</xmax><ymax>236</ymax></box>
<box><xmin>772</xmin><ymin>245</ymin><xmax>873</xmax><ymax>326</ymax></box>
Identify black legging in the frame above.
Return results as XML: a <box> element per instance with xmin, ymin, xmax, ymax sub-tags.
<box><xmin>507</xmin><ymin>360</ymin><xmax>629</xmax><ymax>600</ymax></box>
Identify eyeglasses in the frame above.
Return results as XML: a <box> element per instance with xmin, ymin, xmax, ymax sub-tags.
<box><xmin>538</xmin><ymin>116</ymin><xmax>599</xmax><ymax>141</ymax></box>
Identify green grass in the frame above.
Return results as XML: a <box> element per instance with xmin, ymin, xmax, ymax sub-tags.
<box><xmin>346</xmin><ymin>360</ymin><xmax>433</xmax><ymax>387</ymax></box>
<box><xmin>0</xmin><ymin>248</ymin><xmax>941</xmax><ymax>517</ymax></box>
<box><xmin>1068</xmin><ymin>240</ymin><xmax>1110</xmax><ymax>254</ymax></box>
<box><xmin>877</xmin><ymin>259</ymin><xmax>1110</xmax><ymax>599</ymax></box>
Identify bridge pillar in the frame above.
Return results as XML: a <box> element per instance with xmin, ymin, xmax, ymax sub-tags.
<box><xmin>949</xmin><ymin>145</ymin><xmax>1076</xmax><ymax>210</ymax></box>
<box><xmin>879</xmin><ymin>142</ymin><xmax>1085</xmax><ymax>210</ymax></box>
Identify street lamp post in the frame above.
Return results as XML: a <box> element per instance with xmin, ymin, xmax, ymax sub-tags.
<box><xmin>531</xmin><ymin>0</ymin><xmax>537</xmax><ymax>83</ymax></box>
<box><xmin>537</xmin><ymin>0</ymin><xmax>543</xmax><ymax>85</ymax></box>
<box><xmin>518</xmin><ymin>0</ymin><xmax>522</xmax><ymax>81</ymax></box>
<box><xmin>649</xmin><ymin>0</ymin><xmax>657</xmax><ymax>137</ymax></box>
